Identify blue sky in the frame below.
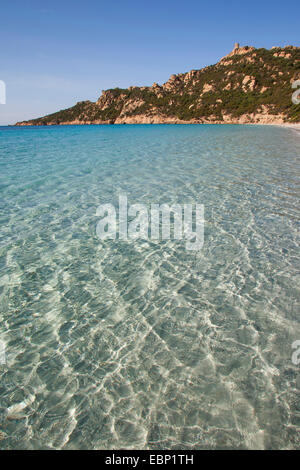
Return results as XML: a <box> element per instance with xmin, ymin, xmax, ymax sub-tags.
<box><xmin>1</xmin><ymin>0</ymin><xmax>299</xmax><ymax>125</ymax></box>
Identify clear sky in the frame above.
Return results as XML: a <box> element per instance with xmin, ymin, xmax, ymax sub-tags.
<box><xmin>1</xmin><ymin>0</ymin><xmax>300</xmax><ymax>125</ymax></box>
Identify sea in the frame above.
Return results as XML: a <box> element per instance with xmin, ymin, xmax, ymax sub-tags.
<box><xmin>0</xmin><ymin>124</ymin><xmax>299</xmax><ymax>449</ymax></box>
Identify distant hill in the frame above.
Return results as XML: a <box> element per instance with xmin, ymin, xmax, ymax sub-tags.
<box><xmin>16</xmin><ymin>44</ymin><xmax>300</xmax><ymax>125</ymax></box>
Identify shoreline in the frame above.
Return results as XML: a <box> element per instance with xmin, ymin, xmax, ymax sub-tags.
<box><xmin>275</xmin><ymin>123</ymin><xmax>300</xmax><ymax>129</ymax></box>
<box><xmin>275</xmin><ymin>123</ymin><xmax>300</xmax><ymax>134</ymax></box>
<box><xmin>10</xmin><ymin>121</ymin><xmax>300</xmax><ymax>128</ymax></box>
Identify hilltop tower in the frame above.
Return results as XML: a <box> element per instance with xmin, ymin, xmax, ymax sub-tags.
<box><xmin>234</xmin><ymin>42</ymin><xmax>240</xmax><ymax>50</ymax></box>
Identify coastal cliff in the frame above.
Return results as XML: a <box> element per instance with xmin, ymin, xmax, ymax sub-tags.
<box><xmin>16</xmin><ymin>44</ymin><xmax>300</xmax><ymax>125</ymax></box>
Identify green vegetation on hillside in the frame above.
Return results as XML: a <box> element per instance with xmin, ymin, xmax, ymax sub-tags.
<box><xmin>17</xmin><ymin>46</ymin><xmax>300</xmax><ymax>125</ymax></box>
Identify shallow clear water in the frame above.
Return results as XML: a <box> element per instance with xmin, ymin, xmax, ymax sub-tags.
<box><xmin>0</xmin><ymin>124</ymin><xmax>299</xmax><ymax>450</ymax></box>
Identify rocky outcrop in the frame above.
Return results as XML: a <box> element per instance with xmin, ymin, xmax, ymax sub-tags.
<box><xmin>16</xmin><ymin>44</ymin><xmax>300</xmax><ymax>126</ymax></box>
<box><xmin>219</xmin><ymin>44</ymin><xmax>256</xmax><ymax>63</ymax></box>
<box><xmin>242</xmin><ymin>76</ymin><xmax>257</xmax><ymax>92</ymax></box>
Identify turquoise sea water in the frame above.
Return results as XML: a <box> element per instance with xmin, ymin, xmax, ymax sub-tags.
<box><xmin>0</xmin><ymin>124</ymin><xmax>299</xmax><ymax>449</ymax></box>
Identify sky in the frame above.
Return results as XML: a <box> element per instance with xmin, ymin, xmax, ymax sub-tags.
<box><xmin>0</xmin><ymin>0</ymin><xmax>300</xmax><ymax>125</ymax></box>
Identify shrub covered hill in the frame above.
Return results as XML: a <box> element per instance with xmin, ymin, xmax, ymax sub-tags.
<box><xmin>16</xmin><ymin>44</ymin><xmax>300</xmax><ymax>125</ymax></box>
